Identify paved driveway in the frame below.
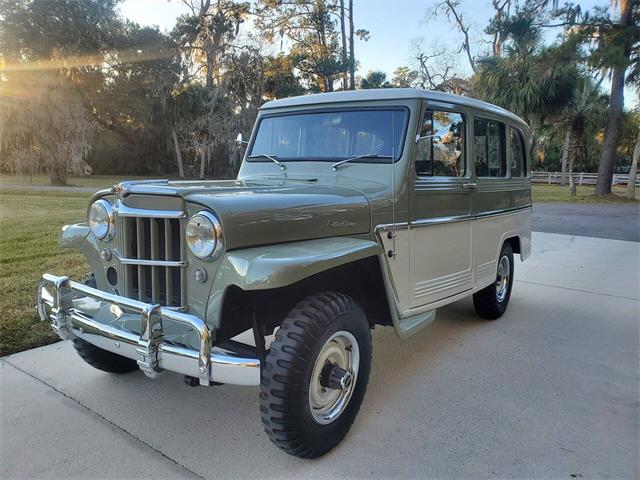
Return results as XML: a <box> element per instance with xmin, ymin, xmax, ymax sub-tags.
<box><xmin>1</xmin><ymin>232</ymin><xmax>639</xmax><ymax>479</ymax></box>
<box><xmin>533</xmin><ymin>203</ymin><xmax>640</xmax><ymax>242</ymax></box>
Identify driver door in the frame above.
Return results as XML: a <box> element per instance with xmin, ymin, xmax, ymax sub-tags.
<box><xmin>409</xmin><ymin>104</ymin><xmax>473</xmax><ymax>309</ymax></box>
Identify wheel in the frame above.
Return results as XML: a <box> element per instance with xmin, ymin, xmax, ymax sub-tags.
<box><xmin>260</xmin><ymin>292</ymin><xmax>372</xmax><ymax>458</ymax></box>
<box><xmin>71</xmin><ymin>273</ymin><xmax>139</xmax><ymax>374</ymax></box>
<box><xmin>72</xmin><ymin>337</ymin><xmax>139</xmax><ymax>373</ymax></box>
<box><xmin>473</xmin><ymin>242</ymin><xmax>514</xmax><ymax>319</ymax></box>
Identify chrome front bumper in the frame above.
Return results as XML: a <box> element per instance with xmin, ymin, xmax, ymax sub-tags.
<box><xmin>37</xmin><ymin>273</ymin><xmax>260</xmax><ymax>386</ymax></box>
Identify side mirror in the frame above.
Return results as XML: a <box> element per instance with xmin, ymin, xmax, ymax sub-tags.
<box><xmin>236</xmin><ymin>133</ymin><xmax>248</xmax><ymax>145</ymax></box>
<box><xmin>415</xmin><ymin>133</ymin><xmax>441</xmax><ymax>144</ymax></box>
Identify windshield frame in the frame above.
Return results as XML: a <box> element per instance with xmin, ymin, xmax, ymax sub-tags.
<box><xmin>246</xmin><ymin>106</ymin><xmax>411</xmax><ymax>165</ymax></box>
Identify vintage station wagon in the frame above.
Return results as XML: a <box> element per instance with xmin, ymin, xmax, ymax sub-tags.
<box><xmin>38</xmin><ymin>88</ymin><xmax>531</xmax><ymax>458</ymax></box>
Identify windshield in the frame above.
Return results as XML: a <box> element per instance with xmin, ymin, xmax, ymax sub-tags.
<box><xmin>249</xmin><ymin>109</ymin><xmax>407</xmax><ymax>163</ymax></box>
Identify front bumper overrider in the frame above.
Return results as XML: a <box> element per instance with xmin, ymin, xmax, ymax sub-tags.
<box><xmin>37</xmin><ymin>273</ymin><xmax>260</xmax><ymax>386</ymax></box>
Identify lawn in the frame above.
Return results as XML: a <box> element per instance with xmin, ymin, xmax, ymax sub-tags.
<box><xmin>0</xmin><ymin>176</ymin><xmax>636</xmax><ymax>356</ymax></box>
<box><xmin>532</xmin><ymin>184</ymin><xmax>636</xmax><ymax>203</ymax></box>
<box><xmin>0</xmin><ymin>173</ymin><xmax>158</xmax><ymax>189</ymax></box>
<box><xmin>0</xmin><ymin>190</ymin><xmax>90</xmax><ymax>355</ymax></box>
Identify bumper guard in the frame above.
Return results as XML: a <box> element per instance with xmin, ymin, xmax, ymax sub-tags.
<box><xmin>37</xmin><ymin>274</ymin><xmax>260</xmax><ymax>386</ymax></box>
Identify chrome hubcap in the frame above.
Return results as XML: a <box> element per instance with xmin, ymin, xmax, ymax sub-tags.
<box><xmin>309</xmin><ymin>331</ymin><xmax>359</xmax><ymax>425</ymax></box>
<box><xmin>496</xmin><ymin>255</ymin><xmax>510</xmax><ymax>302</ymax></box>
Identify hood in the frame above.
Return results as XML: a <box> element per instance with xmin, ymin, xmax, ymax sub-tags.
<box><xmin>113</xmin><ymin>178</ymin><xmax>371</xmax><ymax>250</ymax></box>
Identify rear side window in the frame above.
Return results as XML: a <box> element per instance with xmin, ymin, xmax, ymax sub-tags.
<box><xmin>509</xmin><ymin>128</ymin><xmax>526</xmax><ymax>177</ymax></box>
<box><xmin>415</xmin><ymin>110</ymin><xmax>465</xmax><ymax>177</ymax></box>
<box><xmin>474</xmin><ymin>117</ymin><xmax>505</xmax><ymax>177</ymax></box>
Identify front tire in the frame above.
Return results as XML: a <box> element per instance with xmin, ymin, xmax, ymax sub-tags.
<box><xmin>71</xmin><ymin>272</ymin><xmax>139</xmax><ymax>374</ymax></box>
<box><xmin>473</xmin><ymin>242</ymin><xmax>514</xmax><ymax>319</ymax></box>
<box><xmin>72</xmin><ymin>338</ymin><xmax>139</xmax><ymax>374</ymax></box>
<box><xmin>260</xmin><ymin>292</ymin><xmax>372</xmax><ymax>458</ymax></box>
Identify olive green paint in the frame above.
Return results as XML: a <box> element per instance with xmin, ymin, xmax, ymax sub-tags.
<box><xmin>55</xmin><ymin>89</ymin><xmax>531</xmax><ymax>344</ymax></box>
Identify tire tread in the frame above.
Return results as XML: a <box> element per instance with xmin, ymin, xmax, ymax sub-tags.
<box><xmin>260</xmin><ymin>291</ymin><xmax>371</xmax><ymax>459</ymax></box>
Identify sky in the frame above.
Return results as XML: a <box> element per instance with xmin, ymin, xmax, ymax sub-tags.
<box><xmin>119</xmin><ymin>0</ymin><xmax>637</xmax><ymax>108</ymax></box>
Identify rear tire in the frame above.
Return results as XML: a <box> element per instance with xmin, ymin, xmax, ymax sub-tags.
<box><xmin>260</xmin><ymin>292</ymin><xmax>372</xmax><ymax>458</ymax></box>
<box><xmin>72</xmin><ymin>338</ymin><xmax>139</xmax><ymax>374</ymax></box>
<box><xmin>473</xmin><ymin>242</ymin><xmax>514</xmax><ymax>320</ymax></box>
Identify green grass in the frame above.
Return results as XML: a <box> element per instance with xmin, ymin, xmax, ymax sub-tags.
<box><xmin>0</xmin><ymin>177</ymin><xmax>636</xmax><ymax>356</ymax></box>
<box><xmin>532</xmin><ymin>184</ymin><xmax>637</xmax><ymax>203</ymax></box>
<box><xmin>0</xmin><ymin>173</ymin><xmax>156</xmax><ymax>189</ymax></box>
<box><xmin>0</xmin><ymin>189</ymin><xmax>91</xmax><ymax>356</ymax></box>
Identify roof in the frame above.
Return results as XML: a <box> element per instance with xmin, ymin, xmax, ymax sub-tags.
<box><xmin>261</xmin><ymin>88</ymin><xmax>528</xmax><ymax>128</ymax></box>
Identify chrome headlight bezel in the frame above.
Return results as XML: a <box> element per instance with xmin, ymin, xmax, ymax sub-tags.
<box><xmin>88</xmin><ymin>199</ymin><xmax>115</xmax><ymax>241</ymax></box>
<box><xmin>185</xmin><ymin>211</ymin><xmax>223</xmax><ymax>261</ymax></box>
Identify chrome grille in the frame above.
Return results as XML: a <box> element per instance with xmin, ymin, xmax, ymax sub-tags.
<box><xmin>119</xmin><ymin>216</ymin><xmax>187</xmax><ymax>308</ymax></box>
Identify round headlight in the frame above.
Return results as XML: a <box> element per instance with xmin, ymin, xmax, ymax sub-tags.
<box><xmin>185</xmin><ymin>211</ymin><xmax>223</xmax><ymax>260</ymax></box>
<box><xmin>89</xmin><ymin>199</ymin><xmax>114</xmax><ymax>241</ymax></box>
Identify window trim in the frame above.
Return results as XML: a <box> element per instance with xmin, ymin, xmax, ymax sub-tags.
<box><xmin>414</xmin><ymin>107</ymin><xmax>467</xmax><ymax>178</ymax></box>
<box><xmin>473</xmin><ymin>115</ymin><xmax>507</xmax><ymax>178</ymax></box>
<box><xmin>246</xmin><ymin>106</ymin><xmax>411</xmax><ymax>164</ymax></box>
<box><xmin>508</xmin><ymin>126</ymin><xmax>528</xmax><ymax>178</ymax></box>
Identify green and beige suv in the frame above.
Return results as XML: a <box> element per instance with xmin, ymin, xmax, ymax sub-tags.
<box><xmin>38</xmin><ymin>88</ymin><xmax>531</xmax><ymax>458</ymax></box>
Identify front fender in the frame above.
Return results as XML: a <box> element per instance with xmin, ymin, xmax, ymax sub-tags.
<box><xmin>59</xmin><ymin>223</ymin><xmax>105</xmax><ymax>290</ymax></box>
<box><xmin>205</xmin><ymin>237</ymin><xmax>381</xmax><ymax>329</ymax></box>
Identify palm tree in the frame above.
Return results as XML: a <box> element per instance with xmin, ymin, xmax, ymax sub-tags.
<box><xmin>473</xmin><ymin>12</ymin><xmax>578</xmax><ymax>155</ymax></box>
<box><xmin>594</xmin><ymin>0</ymin><xmax>637</xmax><ymax>196</ymax></box>
<box><xmin>359</xmin><ymin>70</ymin><xmax>391</xmax><ymax>89</ymax></box>
<box><xmin>559</xmin><ymin>77</ymin><xmax>606</xmax><ymax>195</ymax></box>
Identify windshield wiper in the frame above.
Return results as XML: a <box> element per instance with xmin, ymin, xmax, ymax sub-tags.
<box><xmin>248</xmin><ymin>153</ymin><xmax>286</xmax><ymax>170</ymax></box>
<box><xmin>332</xmin><ymin>154</ymin><xmax>393</xmax><ymax>171</ymax></box>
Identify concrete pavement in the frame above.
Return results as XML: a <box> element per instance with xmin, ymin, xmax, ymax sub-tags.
<box><xmin>532</xmin><ymin>203</ymin><xmax>640</xmax><ymax>242</ymax></box>
<box><xmin>1</xmin><ymin>232</ymin><xmax>638</xmax><ymax>479</ymax></box>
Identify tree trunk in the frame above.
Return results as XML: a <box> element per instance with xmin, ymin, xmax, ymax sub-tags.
<box><xmin>595</xmin><ymin>1</ymin><xmax>632</xmax><ymax>196</ymax></box>
<box><xmin>560</xmin><ymin>129</ymin><xmax>571</xmax><ymax>186</ymax></box>
<box><xmin>626</xmin><ymin>127</ymin><xmax>640</xmax><ymax>200</ymax></box>
<box><xmin>339</xmin><ymin>0</ymin><xmax>348</xmax><ymax>90</ymax></box>
<box><xmin>199</xmin><ymin>144</ymin><xmax>206</xmax><ymax>180</ymax></box>
<box><xmin>47</xmin><ymin>156</ymin><xmax>67</xmax><ymax>186</ymax></box>
<box><xmin>569</xmin><ymin>135</ymin><xmax>576</xmax><ymax>196</ymax></box>
<box><xmin>595</xmin><ymin>65</ymin><xmax>626</xmax><ymax>195</ymax></box>
<box><xmin>348</xmin><ymin>0</ymin><xmax>355</xmax><ymax>90</ymax></box>
<box><xmin>171</xmin><ymin>126</ymin><xmax>185</xmax><ymax>178</ymax></box>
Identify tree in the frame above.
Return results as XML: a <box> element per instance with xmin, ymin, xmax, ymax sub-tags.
<box><xmin>626</xmin><ymin>127</ymin><xmax>640</xmax><ymax>199</ymax></box>
<box><xmin>1</xmin><ymin>65</ymin><xmax>96</xmax><ymax>184</ymax></box>
<box><xmin>348</xmin><ymin>0</ymin><xmax>356</xmax><ymax>89</ymax></box>
<box><xmin>392</xmin><ymin>66</ymin><xmax>418</xmax><ymax>87</ymax></box>
<box><xmin>263</xmin><ymin>54</ymin><xmax>306</xmax><ymax>99</ymax></box>
<box><xmin>0</xmin><ymin>0</ymin><xmax>121</xmax><ymax>183</ymax></box>
<box><xmin>410</xmin><ymin>40</ymin><xmax>469</xmax><ymax>93</ymax></box>
<box><xmin>256</xmin><ymin>0</ymin><xmax>344</xmax><ymax>92</ymax></box>
<box><xmin>172</xmin><ymin>0</ymin><xmax>251</xmax><ymax>178</ymax></box>
<box><xmin>359</xmin><ymin>70</ymin><xmax>391</xmax><ymax>89</ymax></box>
<box><xmin>589</xmin><ymin>1</ymin><xmax>639</xmax><ymax>195</ymax></box>
<box><xmin>429</xmin><ymin>0</ymin><xmax>476</xmax><ymax>72</ymax></box>
<box><xmin>473</xmin><ymin>10</ymin><xmax>579</xmax><ymax>159</ymax></box>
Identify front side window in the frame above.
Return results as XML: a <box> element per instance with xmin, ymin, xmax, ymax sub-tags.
<box><xmin>509</xmin><ymin>128</ymin><xmax>526</xmax><ymax>177</ymax></box>
<box><xmin>474</xmin><ymin>117</ymin><xmax>506</xmax><ymax>177</ymax></box>
<box><xmin>415</xmin><ymin>110</ymin><xmax>465</xmax><ymax>176</ymax></box>
<box><xmin>249</xmin><ymin>109</ymin><xmax>407</xmax><ymax>162</ymax></box>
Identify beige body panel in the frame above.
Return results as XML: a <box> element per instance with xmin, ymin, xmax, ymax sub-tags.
<box><xmin>377</xmin><ymin>206</ymin><xmax>531</xmax><ymax>336</ymax></box>
<box><xmin>410</xmin><ymin>220</ymin><xmax>473</xmax><ymax>308</ymax></box>
<box><xmin>473</xmin><ymin>207</ymin><xmax>532</xmax><ymax>287</ymax></box>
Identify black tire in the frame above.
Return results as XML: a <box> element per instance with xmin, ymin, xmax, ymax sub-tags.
<box><xmin>72</xmin><ymin>338</ymin><xmax>139</xmax><ymax>373</ymax></box>
<box><xmin>473</xmin><ymin>242</ymin><xmax>514</xmax><ymax>320</ymax></box>
<box><xmin>260</xmin><ymin>292</ymin><xmax>372</xmax><ymax>459</ymax></box>
<box><xmin>71</xmin><ymin>273</ymin><xmax>139</xmax><ymax>374</ymax></box>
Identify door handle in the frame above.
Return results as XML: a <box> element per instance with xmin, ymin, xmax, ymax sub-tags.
<box><xmin>462</xmin><ymin>182</ymin><xmax>478</xmax><ymax>190</ymax></box>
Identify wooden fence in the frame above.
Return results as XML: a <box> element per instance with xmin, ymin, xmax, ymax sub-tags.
<box><xmin>532</xmin><ymin>171</ymin><xmax>640</xmax><ymax>186</ymax></box>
